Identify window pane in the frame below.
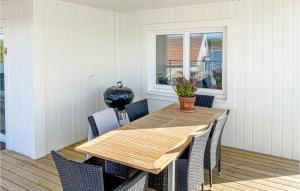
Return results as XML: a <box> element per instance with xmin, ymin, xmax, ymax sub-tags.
<box><xmin>156</xmin><ymin>34</ymin><xmax>183</xmax><ymax>85</ymax></box>
<box><xmin>190</xmin><ymin>32</ymin><xmax>223</xmax><ymax>90</ymax></box>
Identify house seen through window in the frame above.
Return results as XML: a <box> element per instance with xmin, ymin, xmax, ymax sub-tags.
<box><xmin>155</xmin><ymin>31</ymin><xmax>224</xmax><ymax>94</ymax></box>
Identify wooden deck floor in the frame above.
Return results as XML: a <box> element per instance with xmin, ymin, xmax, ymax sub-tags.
<box><xmin>1</xmin><ymin>139</ymin><xmax>299</xmax><ymax>191</ymax></box>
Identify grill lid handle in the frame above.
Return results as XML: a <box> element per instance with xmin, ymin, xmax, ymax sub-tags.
<box><xmin>116</xmin><ymin>81</ymin><xmax>123</xmax><ymax>88</ymax></box>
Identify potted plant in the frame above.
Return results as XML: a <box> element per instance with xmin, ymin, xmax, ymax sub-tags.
<box><xmin>172</xmin><ymin>76</ymin><xmax>197</xmax><ymax>112</ymax></box>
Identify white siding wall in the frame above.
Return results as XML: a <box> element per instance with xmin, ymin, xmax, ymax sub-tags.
<box><xmin>117</xmin><ymin>0</ymin><xmax>300</xmax><ymax>160</ymax></box>
<box><xmin>2</xmin><ymin>0</ymin><xmax>299</xmax><ymax>160</ymax></box>
<box><xmin>34</xmin><ymin>0</ymin><xmax>117</xmax><ymax>154</ymax></box>
<box><xmin>1</xmin><ymin>0</ymin><xmax>36</xmax><ymax>158</ymax></box>
<box><xmin>292</xmin><ymin>0</ymin><xmax>300</xmax><ymax>162</ymax></box>
<box><xmin>1</xmin><ymin>0</ymin><xmax>117</xmax><ymax>158</ymax></box>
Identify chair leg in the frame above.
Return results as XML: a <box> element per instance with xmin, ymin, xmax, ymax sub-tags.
<box><xmin>209</xmin><ymin>167</ymin><xmax>213</xmax><ymax>188</ymax></box>
<box><xmin>217</xmin><ymin>160</ymin><xmax>221</xmax><ymax>175</ymax></box>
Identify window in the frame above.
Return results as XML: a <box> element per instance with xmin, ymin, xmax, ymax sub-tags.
<box><xmin>154</xmin><ymin>29</ymin><xmax>226</xmax><ymax>97</ymax></box>
<box><xmin>156</xmin><ymin>34</ymin><xmax>183</xmax><ymax>85</ymax></box>
<box><xmin>190</xmin><ymin>32</ymin><xmax>223</xmax><ymax>90</ymax></box>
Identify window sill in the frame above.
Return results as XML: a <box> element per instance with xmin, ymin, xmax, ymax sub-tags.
<box><xmin>146</xmin><ymin>88</ymin><xmax>231</xmax><ymax>109</ymax></box>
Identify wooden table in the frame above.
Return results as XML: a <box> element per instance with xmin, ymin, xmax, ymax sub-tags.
<box><xmin>76</xmin><ymin>104</ymin><xmax>225</xmax><ymax>190</ymax></box>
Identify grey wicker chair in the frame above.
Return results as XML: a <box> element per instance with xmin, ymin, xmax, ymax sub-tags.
<box><xmin>149</xmin><ymin>123</ymin><xmax>213</xmax><ymax>191</ymax></box>
<box><xmin>204</xmin><ymin>110</ymin><xmax>230</xmax><ymax>188</ymax></box>
<box><xmin>87</xmin><ymin>108</ymin><xmax>120</xmax><ymax>141</ymax></box>
<box><xmin>125</xmin><ymin>99</ymin><xmax>149</xmax><ymax>122</ymax></box>
<box><xmin>51</xmin><ymin>151</ymin><xmax>148</xmax><ymax>191</ymax></box>
<box><xmin>86</xmin><ymin>108</ymin><xmax>137</xmax><ymax>178</ymax></box>
<box><xmin>194</xmin><ymin>94</ymin><xmax>215</xmax><ymax>108</ymax></box>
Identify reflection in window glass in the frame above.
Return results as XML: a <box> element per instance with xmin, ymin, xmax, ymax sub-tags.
<box><xmin>156</xmin><ymin>35</ymin><xmax>183</xmax><ymax>85</ymax></box>
<box><xmin>190</xmin><ymin>32</ymin><xmax>223</xmax><ymax>90</ymax></box>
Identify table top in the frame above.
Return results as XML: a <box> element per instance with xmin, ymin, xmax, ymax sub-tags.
<box><xmin>75</xmin><ymin>104</ymin><xmax>225</xmax><ymax>174</ymax></box>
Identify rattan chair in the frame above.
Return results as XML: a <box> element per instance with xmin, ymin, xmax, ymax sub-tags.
<box><xmin>204</xmin><ymin>110</ymin><xmax>230</xmax><ymax>188</ymax></box>
<box><xmin>52</xmin><ymin>151</ymin><xmax>148</xmax><ymax>191</ymax></box>
<box><xmin>149</xmin><ymin>123</ymin><xmax>213</xmax><ymax>191</ymax></box>
<box><xmin>195</xmin><ymin>94</ymin><xmax>215</xmax><ymax>108</ymax></box>
<box><xmin>87</xmin><ymin>108</ymin><xmax>136</xmax><ymax>178</ymax></box>
<box><xmin>87</xmin><ymin>108</ymin><xmax>120</xmax><ymax>140</ymax></box>
<box><xmin>125</xmin><ymin>99</ymin><xmax>149</xmax><ymax>122</ymax></box>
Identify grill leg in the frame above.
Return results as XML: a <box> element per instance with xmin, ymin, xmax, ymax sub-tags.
<box><xmin>209</xmin><ymin>167</ymin><xmax>213</xmax><ymax>188</ymax></box>
<box><xmin>218</xmin><ymin>160</ymin><xmax>221</xmax><ymax>175</ymax></box>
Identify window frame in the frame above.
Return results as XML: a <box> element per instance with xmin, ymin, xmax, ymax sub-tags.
<box><xmin>148</xmin><ymin>27</ymin><xmax>227</xmax><ymax>99</ymax></box>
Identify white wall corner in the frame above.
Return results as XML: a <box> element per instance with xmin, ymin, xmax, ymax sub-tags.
<box><xmin>2</xmin><ymin>0</ymin><xmax>38</xmax><ymax>159</ymax></box>
<box><xmin>32</xmin><ymin>0</ymin><xmax>47</xmax><ymax>159</ymax></box>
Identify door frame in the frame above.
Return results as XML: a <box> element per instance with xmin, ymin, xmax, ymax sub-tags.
<box><xmin>0</xmin><ymin>19</ymin><xmax>8</xmax><ymax>143</ymax></box>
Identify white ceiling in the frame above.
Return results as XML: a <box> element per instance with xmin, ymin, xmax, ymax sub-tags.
<box><xmin>59</xmin><ymin>0</ymin><xmax>234</xmax><ymax>12</ymax></box>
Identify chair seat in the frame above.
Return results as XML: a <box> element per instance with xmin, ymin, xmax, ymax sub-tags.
<box><xmin>149</xmin><ymin>160</ymin><xmax>189</xmax><ymax>191</ymax></box>
<box><xmin>179</xmin><ymin>147</ymin><xmax>190</xmax><ymax>160</ymax></box>
<box><xmin>84</xmin><ymin>156</ymin><xmax>106</xmax><ymax>167</ymax></box>
<box><xmin>148</xmin><ymin>168</ymin><xmax>168</xmax><ymax>191</ymax></box>
<box><xmin>107</xmin><ymin>161</ymin><xmax>138</xmax><ymax>179</ymax></box>
<box><xmin>175</xmin><ymin>159</ymin><xmax>188</xmax><ymax>191</ymax></box>
<box><xmin>204</xmin><ymin>137</ymin><xmax>212</xmax><ymax>169</ymax></box>
<box><xmin>84</xmin><ymin>156</ymin><xmax>138</xmax><ymax>179</ymax></box>
<box><xmin>83</xmin><ymin>157</ymin><xmax>132</xmax><ymax>191</ymax></box>
<box><xmin>103</xmin><ymin>172</ymin><xmax>127</xmax><ymax>191</ymax></box>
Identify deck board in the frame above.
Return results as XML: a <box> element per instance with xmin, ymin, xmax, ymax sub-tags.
<box><xmin>0</xmin><ymin>141</ymin><xmax>299</xmax><ymax>191</ymax></box>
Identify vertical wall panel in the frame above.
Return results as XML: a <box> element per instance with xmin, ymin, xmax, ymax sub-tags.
<box><xmin>281</xmin><ymin>0</ymin><xmax>294</xmax><ymax>159</ymax></box>
<box><xmin>252</xmin><ymin>0</ymin><xmax>263</xmax><ymax>153</ymax></box>
<box><xmin>175</xmin><ymin>7</ymin><xmax>183</xmax><ymax>23</ymax></box>
<box><xmin>167</xmin><ymin>8</ymin><xmax>176</xmax><ymax>23</ymax></box>
<box><xmin>234</xmin><ymin>1</ymin><xmax>245</xmax><ymax>149</ymax></box>
<box><xmin>225</xmin><ymin>13</ymin><xmax>237</xmax><ymax>147</ymax></box>
<box><xmin>243</xmin><ymin>1</ymin><xmax>254</xmax><ymax>151</ymax></box>
<box><xmin>203</xmin><ymin>4</ymin><xmax>211</xmax><ymax>20</ymax></box>
<box><xmin>182</xmin><ymin>7</ymin><xmax>191</xmax><ymax>22</ymax></box>
<box><xmin>293</xmin><ymin>0</ymin><xmax>300</xmax><ymax>161</ymax></box>
<box><xmin>271</xmin><ymin>0</ymin><xmax>283</xmax><ymax>157</ymax></box>
<box><xmin>196</xmin><ymin>6</ymin><xmax>204</xmax><ymax>21</ymax></box>
<box><xmin>225</xmin><ymin>110</ymin><xmax>236</xmax><ymax>147</ymax></box>
<box><xmin>262</xmin><ymin>0</ymin><xmax>273</xmax><ymax>155</ymax></box>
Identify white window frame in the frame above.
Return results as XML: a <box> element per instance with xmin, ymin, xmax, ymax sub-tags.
<box><xmin>146</xmin><ymin>26</ymin><xmax>227</xmax><ymax>100</ymax></box>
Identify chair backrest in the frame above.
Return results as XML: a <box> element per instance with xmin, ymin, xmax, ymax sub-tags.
<box><xmin>195</xmin><ymin>94</ymin><xmax>215</xmax><ymax>108</ymax></box>
<box><xmin>88</xmin><ymin>108</ymin><xmax>131</xmax><ymax>178</ymax></box>
<box><xmin>203</xmin><ymin>76</ymin><xmax>212</xmax><ymax>88</ymax></box>
<box><xmin>88</xmin><ymin>108</ymin><xmax>120</xmax><ymax>140</ymax></box>
<box><xmin>51</xmin><ymin>151</ymin><xmax>104</xmax><ymax>191</ymax></box>
<box><xmin>209</xmin><ymin>110</ymin><xmax>230</xmax><ymax>167</ymax></box>
<box><xmin>188</xmin><ymin>123</ymin><xmax>213</xmax><ymax>191</ymax></box>
<box><xmin>125</xmin><ymin>99</ymin><xmax>149</xmax><ymax>122</ymax></box>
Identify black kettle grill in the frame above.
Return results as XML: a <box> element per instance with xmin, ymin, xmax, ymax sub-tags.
<box><xmin>103</xmin><ymin>81</ymin><xmax>134</xmax><ymax>120</ymax></box>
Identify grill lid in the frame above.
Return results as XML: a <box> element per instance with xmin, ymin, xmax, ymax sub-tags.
<box><xmin>103</xmin><ymin>81</ymin><xmax>134</xmax><ymax>110</ymax></box>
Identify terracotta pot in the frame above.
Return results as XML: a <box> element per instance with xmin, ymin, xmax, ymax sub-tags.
<box><xmin>178</xmin><ymin>96</ymin><xmax>196</xmax><ymax>112</ymax></box>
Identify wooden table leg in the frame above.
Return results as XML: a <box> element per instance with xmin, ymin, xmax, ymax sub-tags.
<box><xmin>168</xmin><ymin>160</ymin><xmax>175</xmax><ymax>191</ymax></box>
